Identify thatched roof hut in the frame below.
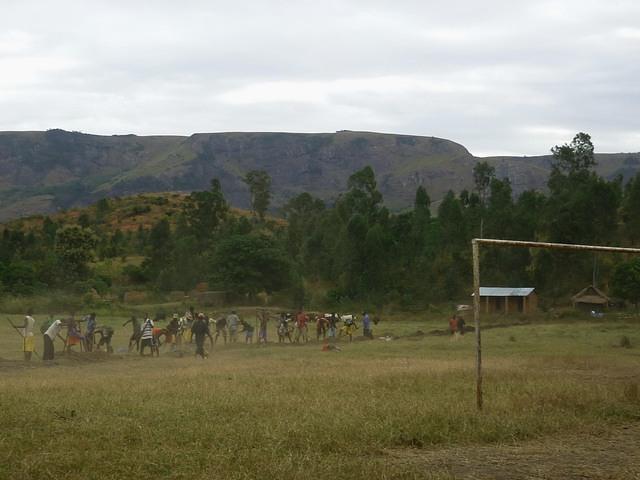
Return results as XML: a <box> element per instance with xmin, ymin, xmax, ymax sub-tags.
<box><xmin>571</xmin><ymin>285</ymin><xmax>610</xmax><ymax>310</ymax></box>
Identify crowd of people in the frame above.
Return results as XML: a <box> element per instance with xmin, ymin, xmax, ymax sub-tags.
<box><xmin>8</xmin><ymin>310</ymin><xmax>115</xmax><ymax>361</ymax></box>
<box><xmin>7</xmin><ymin>308</ymin><xmax>379</xmax><ymax>362</ymax></box>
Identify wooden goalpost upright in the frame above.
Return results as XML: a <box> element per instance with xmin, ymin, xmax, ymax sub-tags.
<box><xmin>471</xmin><ymin>238</ymin><xmax>640</xmax><ymax>410</ymax></box>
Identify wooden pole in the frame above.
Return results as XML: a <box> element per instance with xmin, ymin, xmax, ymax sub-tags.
<box><xmin>472</xmin><ymin>239</ymin><xmax>482</xmax><ymax>410</ymax></box>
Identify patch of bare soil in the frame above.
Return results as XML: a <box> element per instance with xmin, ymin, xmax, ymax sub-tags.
<box><xmin>0</xmin><ymin>357</ymin><xmax>39</xmax><ymax>371</ymax></box>
<box><xmin>427</xmin><ymin>321</ymin><xmax>531</xmax><ymax>336</ymax></box>
<box><xmin>0</xmin><ymin>351</ymin><xmax>125</xmax><ymax>372</ymax></box>
<box><xmin>384</xmin><ymin>423</ymin><xmax>640</xmax><ymax>480</ymax></box>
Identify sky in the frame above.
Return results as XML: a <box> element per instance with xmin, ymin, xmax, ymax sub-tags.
<box><xmin>1</xmin><ymin>0</ymin><xmax>639</xmax><ymax>156</ymax></box>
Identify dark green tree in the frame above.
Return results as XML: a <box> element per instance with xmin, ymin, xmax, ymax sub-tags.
<box><xmin>95</xmin><ymin>198</ymin><xmax>111</xmax><ymax>223</ymax></box>
<box><xmin>612</xmin><ymin>258</ymin><xmax>640</xmax><ymax>310</ymax></box>
<box><xmin>484</xmin><ymin>177</ymin><xmax>514</xmax><ymax>238</ymax></box>
<box><xmin>411</xmin><ymin>185</ymin><xmax>431</xmax><ymax>251</ymax></box>
<box><xmin>437</xmin><ymin>191</ymin><xmax>466</xmax><ymax>251</ymax></box>
<box><xmin>183</xmin><ymin>178</ymin><xmax>229</xmax><ymax>237</ymax></box>
<box><xmin>41</xmin><ymin>217</ymin><xmax>58</xmax><ymax>247</ymax></box>
<box><xmin>78</xmin><ymin>212</ymin><xmax>92</xmax><ymax>229</ymax></box>
<box><xmin>539</xmin><ymin>133</ymin><xmax>620</xmax><ymax>296</ymax></box>
<box><xmin>146</xmin><ymin>218</ymin><xmax>172</xmax><ymax>271</ymax></box>
<box><xmin>340</xmin><ymin>166</ymin><xmax>383</xmax><ymax>222</ymax></box>
<box><xmin>55</xmin><ymin>225</ymin><xmax>98</xmax><ymax>280</ymax></box>
<box><xmin>550</xmin><ymin>132</ymin><xmax>596</xmax><ymax>176</ymax></box>
<box><xmin>211</xmin><ymin>233</ymin><xmax>292</xmax><ymax>296</ymax></box>
<box><xmin>282</xmin><ymin>192</ymin><xmax>325</xmax><ymax>258</ymax></box>
<box><xmin>473</xmin><ymin>161</ymin><xmax>496</xmax><ymax>237</ymax></box>
<box><xmin>621</xmin><ymin>173</ymin><xmax>640</xmax><ymax>244</ymax></box>
<box><xmin>243</xmin><ymin>170</ymin><xmax>272</xmax><ymax>220</ymax></box>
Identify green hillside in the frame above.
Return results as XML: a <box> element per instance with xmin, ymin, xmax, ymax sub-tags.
<box><xmin>1</xmin><ymin>129</ymin><xmax>638</xmax><ymax>221</ymax></box>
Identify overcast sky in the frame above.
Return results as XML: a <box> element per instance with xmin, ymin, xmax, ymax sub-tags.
<box><xmin>1</xmin><ymin>1</ymin><xmax>639</xmax><ymax>156</ymax></box>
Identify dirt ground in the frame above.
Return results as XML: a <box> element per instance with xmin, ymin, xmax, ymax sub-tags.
<box><xmin>385</xmin><ymin>422</ymin><xmax>640</xmax><ymax>480</ymax></box>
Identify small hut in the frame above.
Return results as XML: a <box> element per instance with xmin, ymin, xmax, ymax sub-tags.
<box><xmin>473</xmin><ymin>287</ymin><xmax>537</xmax><ymax>315</ymax></box>
<box><xmin>571</xmin><ymin>285</ymin><xmax>610</xmax><ymax>311</ymax></box>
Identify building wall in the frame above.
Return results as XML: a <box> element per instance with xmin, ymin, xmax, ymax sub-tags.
<box><xmin>481</xmin><ymin>293</ymin><xmax>537</xmax><ymax>314</ymax></box>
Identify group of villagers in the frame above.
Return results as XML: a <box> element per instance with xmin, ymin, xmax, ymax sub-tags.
<box><xmin>10</xmin><ymin>307</ymin><xmax>376</xmax><ymax>361</ymax></box>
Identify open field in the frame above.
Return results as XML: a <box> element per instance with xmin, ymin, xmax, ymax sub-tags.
<box><xmin>1</xmin><ymin>311</ymin><xmax>639</xmax><ymax>479</ymax></box>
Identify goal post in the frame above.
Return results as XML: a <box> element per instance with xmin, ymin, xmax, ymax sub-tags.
<box><xmin>471</xmin><ymin>238</ymin><xmax>640</xmax><ymax>410</ymax></box>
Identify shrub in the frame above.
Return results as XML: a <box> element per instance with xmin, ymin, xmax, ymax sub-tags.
<box><xmin>619</xmin><ymin>335</ymin><xmax>632</xmax><ymax>348</ymax></box>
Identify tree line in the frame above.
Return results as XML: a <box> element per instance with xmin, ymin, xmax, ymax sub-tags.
<box><xmin>1</xmin><ymin>133</ymin><xmax>640</xmax><ymax>309</ymax></box>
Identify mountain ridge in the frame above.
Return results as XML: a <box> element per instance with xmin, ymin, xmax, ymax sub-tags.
<box><xmin>1</xmin><ymin>129</ymin><xmax>638</xmax><ymax>221</ymax></box>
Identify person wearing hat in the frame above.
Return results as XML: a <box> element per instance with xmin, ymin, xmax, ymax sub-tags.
<box><xmin>22</xmin><ymin>309</ymin><xmax>36</xmax><ymax>361</ymax></box>
<box><xmin>43</xmin><ymin>319</ymin><xmax>64</xmax><ymax>361</ymax></box>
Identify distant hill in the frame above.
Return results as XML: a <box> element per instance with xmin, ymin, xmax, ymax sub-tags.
<box><xmin>3</xmin><ymin>192</ymin><xmax>281</xmax><ymax>233</ymax></box>
<box><xmin>1</xmin><ymin>129</ymin><xmax>638</xmax><ymax>221</ymax></box>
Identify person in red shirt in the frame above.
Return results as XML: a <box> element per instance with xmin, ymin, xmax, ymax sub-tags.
<box><xmin>295</xmin><ymin>310</ymin><xmax>308</xmax><ymax>343</ymax></box>
<box><xmin>449</xmin><ymin>315</ymin><xmax>458</xmax><ymax>337</ymax></box>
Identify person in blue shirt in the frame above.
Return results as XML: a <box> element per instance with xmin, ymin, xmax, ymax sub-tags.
<box><xmin>83</xmin><ymin>313</ymin><xmax>96</xmax><ymax>351</ymax></box>
<box><xmin>362</xmin><ymin>311</ymin><xmax>372</xmax><ymax>339</ymax></box>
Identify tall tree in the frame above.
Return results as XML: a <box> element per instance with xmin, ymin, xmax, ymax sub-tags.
<box><xmin>484</xmin><ymin>177</ymin><xmax>514</xmax><ymax>238</ymax></box>
<box><xmin>472</xmin><ymin>161</ymin><xmax>496</xmax><ymax>237</ymax></box>
<box><xmin>621</xmin><ymin>173</ymin><xmax>640</xmax><ymax>244</ymax></box>
<box><xmin>183</xmin><ymin>179</ymin><xmax>229</xmax><ymax>238</ymax></box>
<box><xmin>437</xmin><ymin>190</ymin><xmax>466</xmax><ymax>251</ymax></box>
<box><xmin>340</xmin><ymin>166</ymin><xmax>383</xmax><ymax>222</ymax></box>
<box><xmin>550</xmin><ymin>132</ymin><xmax>596</xmax><ymax>176</ymax></box>
<box><xmin>243</xmin><ymin>170</ymin><xmax>272</xmax><ymax>220</ymax></box>
<box><xmin>95</xmin><ymin>198</ymin><xmax>111</xmax><ymax>223</ymax></box>
<box><xmin>411</xmin><ymin>185</ymin><xmax>431</xmax><ymax>254</ymax></box>
<box><xmin>612</xmin><ymin>258</ymin><xmax>640</xmax><ymax>310</ymax></box>
<box><xmin>282</xmin><ymin>192</ymin><xmax>325</xmax><ymax>258</ymax></box>
<box><xmin>541</xmin><ymin>133</ymin><xmax>619</xmax><ymax>296</ymax></box>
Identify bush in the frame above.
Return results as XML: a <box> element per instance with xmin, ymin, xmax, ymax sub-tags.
<box><xmin>123</xmin><ymin>264</ymin><xmax>149</xmax><ymax>284</ymax></box>
<box><xmin>149</xmin><ymin>196</ymin><xmax>169</xmax><ymax>206</ymax></box>
<box><xmin>91</xmin><ymin>277</ymin><xmax>110</xmax><ymax>295</ymax></box>
<box><xmin>123</xmin><ymin>205</ymin><xmax>152</xmax><ymax>218</ymax></box>
<box><xmin>619</xmin><ymin>335</ymin><xmax>632</xmax><ymax>348</ymax></box>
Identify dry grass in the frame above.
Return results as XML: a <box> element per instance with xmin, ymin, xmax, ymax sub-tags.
<box><xmin>0</xmin><ymin>314</ymin><xmax>639</xmax><ymax>479</ymax></box>
<box><xmin>385</xmin><ymin>422</ymin><xmax>640</xmax><ymax>479</ymax></box>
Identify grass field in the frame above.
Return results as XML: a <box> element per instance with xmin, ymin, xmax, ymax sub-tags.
<box><xmin>0</xmin><ymin>310</ymin><xmax>639</xmax><ymax>479</ymax></box>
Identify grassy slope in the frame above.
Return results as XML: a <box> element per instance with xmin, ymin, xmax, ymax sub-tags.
<box><xmin>3</xmin><ymin>192</ymin><xmax>282</xmax><ymax>235</ymax></box>
<box><xmin>0</xmin><ymin>311</ymin><xmax>638</xmax><ymax>479</ymax></box>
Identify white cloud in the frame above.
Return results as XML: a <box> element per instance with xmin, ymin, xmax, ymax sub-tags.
<box><xmin>217</xmin><ymin>75</ymin><xmax>488</xmax><ymax>106</ymax></box>
<box><xmin>0</xmin><ymin>1</ymin><xmax>639</xmax><ymax>155</ymax></box>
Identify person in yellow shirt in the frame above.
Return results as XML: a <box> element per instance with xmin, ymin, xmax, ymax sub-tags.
<box><xmin>22</xmin><ymin>310</ymin><xmax>36</xmax><ymax>361</ymax></box>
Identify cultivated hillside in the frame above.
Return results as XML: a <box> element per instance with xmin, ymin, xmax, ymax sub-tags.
<box><xmin>1</xmin><ymin>129</ymin><xmax>638</xmax><ymax>220</ymax></box>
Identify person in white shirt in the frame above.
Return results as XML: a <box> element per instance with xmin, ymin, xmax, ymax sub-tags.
<box><xmin>227</xmin><ymin>311</ymin><xmax>240</xmax><ymax>343</ymax></box>
<box><xmin>139</xmin><ymin>316</ymin><xmax>156</xmax><ymax>356</ymax></box>
<box><xmin>43</xmin><ymin>319</ymin><xmax>63</xmax><ymax>361</ymax></box>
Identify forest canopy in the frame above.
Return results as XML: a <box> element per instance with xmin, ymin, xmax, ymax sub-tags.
<box><xmin>1</xmin><ymin>133</ymin><xmax>639</xmax><ymax>309</ymax></box>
